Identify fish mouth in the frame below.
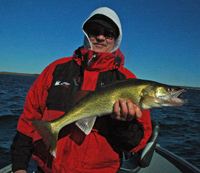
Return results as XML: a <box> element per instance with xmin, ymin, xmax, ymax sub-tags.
<box><xmin>156</xmin><ymin>89</ymin><xmax>188</xmax><ymax>107</ymax></box>
<box><xmin>170</xmin><ymin>89</ymin><xmax>188</xmax><ymax>105</ymax></box>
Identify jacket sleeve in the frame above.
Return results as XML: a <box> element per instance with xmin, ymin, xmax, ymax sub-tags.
<box><xmin>129</xmin><ymin>109</ymin><xmax>152</xmax><ymax>152</ymax></box>
<box><xmin>108</xmin><ymin>109</ymin><xmax>151</xmax><ymax>152</ymax></box>
<box><xmin>17</xmin><ymin>65</ymin><xmax>54</xmax><ymax>136</ymax></box>
<box><xmin>10</xmin><ymin>62</ymin><xmax>55</xmax><ymax>171</ymax></box>
<box><xmin>11</xmin><ymin>131</ymin><xmax>33</xmax><ymax>172</ymax></box>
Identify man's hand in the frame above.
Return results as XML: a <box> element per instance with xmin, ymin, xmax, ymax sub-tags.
<box><xmin>111</xmin><ymin>98</ymin><xmax>142</xmax><ymax>121</ymax></box>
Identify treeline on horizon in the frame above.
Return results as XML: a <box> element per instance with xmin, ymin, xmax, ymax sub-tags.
<box><xmin>0</xmin><ymin>71</ymin><xmax>39</xmax><ymax>77</ymax></box>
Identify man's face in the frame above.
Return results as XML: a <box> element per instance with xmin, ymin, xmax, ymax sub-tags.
<box><xmin>86</xmin><ymin>23</ymin><xmax>116</xmax><ymax>53</ymax></box>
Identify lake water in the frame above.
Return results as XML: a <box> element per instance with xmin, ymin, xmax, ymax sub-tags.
<box><xmin>0</xmin><ymin>74</ymin><xmax>199</xmax><ymax>170</ymax></box>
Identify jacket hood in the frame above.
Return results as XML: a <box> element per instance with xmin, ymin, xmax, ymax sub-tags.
<box><xmin>82</xmin><ymin>7</ymin><xmax>122</xmax><ymax>53</ymax></box>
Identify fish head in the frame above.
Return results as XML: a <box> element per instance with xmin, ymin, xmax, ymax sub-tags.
<box><xmin>140</xmin><ymin>84</ymin><xmax>188</xmax><ymax>109</ymax></box>
<box><xmin>155</xmin><ymin>85</ymin><xmax>188</xmax><ymax>106</ymax></box>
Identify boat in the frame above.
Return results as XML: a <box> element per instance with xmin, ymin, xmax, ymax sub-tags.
<box><xmin>0</xmin><ymin>120</ymin><xmax>199</xmax><ymax>173</ymax></box>
<box><xmin>118</xmin><ymin>120</ymin><xmax>200</xmax><ymax>173</ymax></box>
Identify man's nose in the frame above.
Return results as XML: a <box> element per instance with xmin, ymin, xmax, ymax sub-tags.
<box><xmin>96</xmin><ymin>34</ymin><xmax>106</xmax><ymax>40</ymax></box>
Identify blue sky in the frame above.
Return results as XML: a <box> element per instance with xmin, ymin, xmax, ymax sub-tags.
<box><xmin>1</xmin><ymin>0</ymin><xmax>200</xmax><ymax>87</ymax></box>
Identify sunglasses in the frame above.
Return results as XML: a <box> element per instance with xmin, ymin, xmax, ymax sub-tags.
<box><xmin>86</xmin><ymin>27</ymin><xmax>116</xmax><ymax>40</ymax></box>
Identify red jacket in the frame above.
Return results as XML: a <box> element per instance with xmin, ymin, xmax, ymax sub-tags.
<box><xmin>13</xmin><ymin>47</ymin><xmax>152</xmax><ymax>173</ymax></box>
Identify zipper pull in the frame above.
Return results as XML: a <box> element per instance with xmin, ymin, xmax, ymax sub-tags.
<box><xmin>73</xmin><ymin>78</ymin><xmax>78</xmax><ymax>86</ymax></box>
<box><xmin>87</xmin><ymin>52</ymin><xmax>97</xmax><ymax>66</ymax></box>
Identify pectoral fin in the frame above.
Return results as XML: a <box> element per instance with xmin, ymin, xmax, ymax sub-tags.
<box><xmin>75</xmin><ymin>116</ymin><xmax>97</xmax><ymax>135</ymax></box>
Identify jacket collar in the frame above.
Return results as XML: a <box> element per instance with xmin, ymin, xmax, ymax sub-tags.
<box><xmin>73</xmin><ymin>47</ymin><xmax>125</xmax><ymax>72</ymax></box>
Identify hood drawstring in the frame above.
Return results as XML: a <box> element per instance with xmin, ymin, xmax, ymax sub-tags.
<box><xmin>87</xmin><ymin>52</ymin><xmax>98</xmax><ymax>66</ymax></box>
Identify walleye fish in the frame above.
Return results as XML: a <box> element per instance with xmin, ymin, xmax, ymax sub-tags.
<box><xmin>28</xmin><ymin>78</ymin><xmax>187</xmax><ymax>157</ymax></box>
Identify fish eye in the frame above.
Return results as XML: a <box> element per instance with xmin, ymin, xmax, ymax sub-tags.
<box><xmin>168</xmin><ymin>88</ymin><xmax>174</xmax><ymax>92</ymax></box>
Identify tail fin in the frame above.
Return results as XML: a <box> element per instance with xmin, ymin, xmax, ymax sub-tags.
<box><xmin>28</xmin><ymin>119</ymin><xmax>58</xmax><ymax>157</ymax></box>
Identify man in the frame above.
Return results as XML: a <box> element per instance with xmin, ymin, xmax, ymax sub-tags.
<box><xmin>11</xmin><ymin>7</ymin><xmax>152</xmax><ymax>173</ymax></box>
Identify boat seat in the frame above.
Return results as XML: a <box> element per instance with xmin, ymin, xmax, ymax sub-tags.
<box><xmin>118</xmin><ymin>120</ymin><xmax>160</xmax><ymax>172</ymax></box>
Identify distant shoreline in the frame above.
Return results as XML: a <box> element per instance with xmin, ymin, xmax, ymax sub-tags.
<box><xmin>0</xmin><ymin>71</ymin><xmax>39</xmax><ymax>77</ymax></box>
